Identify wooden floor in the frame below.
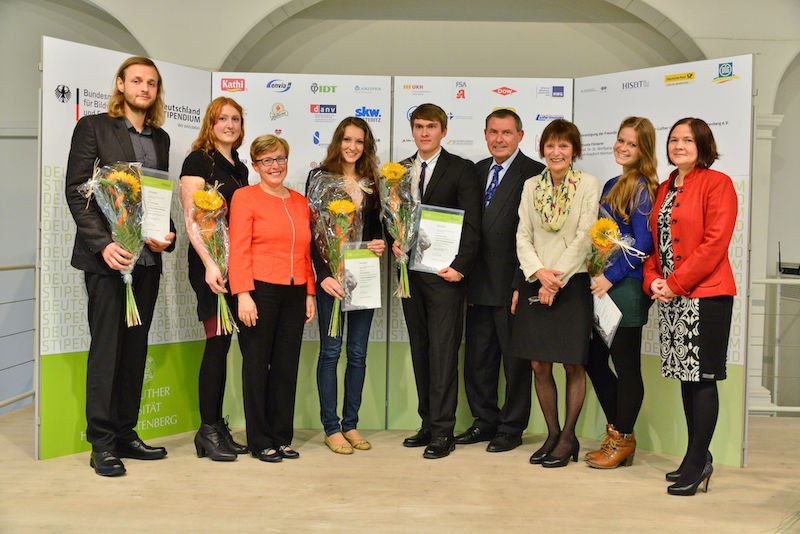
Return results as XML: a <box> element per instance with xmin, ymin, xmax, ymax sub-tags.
<box><xmin>1</xmin><ymin>404</ymin><xmax>799</xmax><ymax>533</ymax></box>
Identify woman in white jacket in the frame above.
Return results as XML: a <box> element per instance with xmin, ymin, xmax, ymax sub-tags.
<box><xmin>509</xmin><ymin>119</ymin><xmax>599</xmax><ymax>468</ymax></box>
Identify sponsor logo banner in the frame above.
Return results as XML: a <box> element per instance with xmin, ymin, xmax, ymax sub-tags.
<box><xmin>266</xmin><ymin>79</ymin><xmax>292</xmax><ymax>92</ymax></box>
<box><xmin>221</xmin><ymin>78</ymin><xmax>245</xmax><ymax>92</ymax></box>
<box><xmin>713</xmin><ymin>62</ymin><xmax>740</xmax><ymax>84</ymax></box>
<box><xmin>665</xmin><ymin>72</ymin><xmax>695</xmax><ymax>85</ymax></box>
<box><xmin>621</xmin><ymin>80</ymin><xmax>649</xmax><ymax>90</ymax></box>
<box><xmin>493</xmin><ymin>86</ymin><xmax>516</xmax><ymax>96</ymax></box>
<box><xmin>270</xmin><ymin>102</ymin><xmax>288</xmax><ymax>120</ymax></box>
<box><xmin>355</xmin><ymin>106</ymin><xmax>382</xmax><ymax>122</ymax></box>
<box><xmin>310</xmin><ymin>82</ymin><xmax>337</xmax><ymax>94</ymax></box>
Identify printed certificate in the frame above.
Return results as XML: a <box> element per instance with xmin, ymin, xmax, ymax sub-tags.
<box><xmin>342</xmin><ymin>243</ymin><xmax>382</xmax><ymax>311</ymax></box>
<box><xmin>140</xmin><ymin>167</ymin><xmax>174</xmax><ymax>242</ymax></box>
<box><xmin>593</xmin><ymin>293</ymin><xmax>622</xmax><ymax>347</ymax></box>
<box><xmin>410</xmin><ymin>205</ymin><xmax>464</xmax><ymax>274</ymax></box>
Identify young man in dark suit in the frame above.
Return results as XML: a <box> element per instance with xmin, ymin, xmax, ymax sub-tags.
<box><xmin>455</xmin><ymin>109</ymin><xmax>545</xmax><ymax>452</ymax></box>
<box><xmin>65</xmin><ymin>57</ymin><xmax>176</xmax><ymax>476</ymax></box>
<box><xmin>393</xmin><ymin>103</ymin><xmax>482</xmax><ymax>459</ymax></box>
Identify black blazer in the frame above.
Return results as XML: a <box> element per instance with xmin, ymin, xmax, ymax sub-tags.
<box><xmin>401</xmin><ymin>148</ymin><xmax>482</xmax><ymax>277</ymax></box>
<box><xmin>467</xmin><ymin>151</ymin><xmax>545</xmax><ymax>306</ymax></box>
<box><xmin>65</xmin><ymin>113</ymin><xmax>173</xmax><ymax>275</ymax></box>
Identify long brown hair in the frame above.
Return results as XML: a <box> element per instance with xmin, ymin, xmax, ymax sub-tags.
<box><xmin>192</xmin><ymin>97</ymin><xmax>245</xmax><ymax>153</ymax></box>
<box><xmin>603</xmin><ymin>116</ymin><xmax>658</xmax><ymax>223</ymax></box>
<box><xmin>107</xmin><ymin>56</ymin><xmax>165</xmax><ymax>128</ymax></box>
<box><xmin>320</xmin><ymin>117</ymin><xmax>379</xmax><ymax>204</ymax></box>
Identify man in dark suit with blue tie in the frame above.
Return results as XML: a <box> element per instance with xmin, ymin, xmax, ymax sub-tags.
<box><xmin>393</xmin><ymin>103</ymin><xmax>482</xmax><ymax>459</ymax></box>
<box><xmin>454</xmin><ymin>109</ymin><xmax>545</xmax><ymax>452</ymax></box>
<box><xmin>65</xmin><ymin>57</ymin><xmax>175</xmax><ymax>476</ymax></box>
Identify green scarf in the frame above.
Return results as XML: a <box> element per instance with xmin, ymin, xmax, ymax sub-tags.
<box><xmin>533</xmin><ymin>167</ymin><xmax>581</xmax><ymax>232</ymax></box>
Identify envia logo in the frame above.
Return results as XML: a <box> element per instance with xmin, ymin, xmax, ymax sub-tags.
<box><xmin>713</xmin><ymin>62</ymin><xmax>739</xmax><ymax>84</ymax></box>
<box><xmin>54</xmin><ymin>85</ymin><xmax>71</xmax><ymax>103</ymax></box>
<box><xmin>266</xmin><ymin>79</ymin><xmax>292</xmax><ymax>92</ymax></box>
<box><xmin>355</xmin><ymin>106</ymin><xmax>381</xmax><ymax>122</ymax></box>
<box><xmin>310</xmin><ymin>104</ymin><xmax>337</xmax><ymax>114</ymax></box>
<box><xmin>311</xmin><ymin>83</ymin><xmax>337</xmax><ymax>94</ymax></box>
<box><xmin>221</xmin><ymin>78</ymin><xmax>245</xmax><ymax>92</ymax></box>
<box><xmin>493</xmin><ymin>86</ymin><xmax>516</xmax><ymax>96</ymax></box>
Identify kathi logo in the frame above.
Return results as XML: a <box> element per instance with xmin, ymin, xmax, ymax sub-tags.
<box><xmin>311</xmin><ymin>83</ymin><xmax>337</xmax><ymax>94</ymax></box>
<box><xmin>713</xmin><ymin>62</ymin><xmax>739</xmax><ymax>84</ymax></box>
<box><xmin>54</xmin><ymin>84</ymin><xmax>71</xmax><ymax>103</ymax></box>
<box><xmin>270</xmin><ymin>103</ymin><xmax>288</xmax><ymax>120</ymax></box>
<box><xmin>266</xmin><ymin>79</ymin><xmax>292</xmax><ymax>92</ymax></box>
<box><xmin>355</xmin><ymin>106</ymin><xmax>381</xmax><ymax>122</ymax></box>
<box><xmin>455</xmin><ymin>80</ymin><xmax>467</xmax><ymax>99</ymax></box>
<box><xmin>221</xmin><ymin>78</ymin><xmax>245</xmax><ymax>92</ymax></box>
<box><xmin>493</xmin><ymin>86</ymin><xmax>516</xmax><ymax>96</ymax></box>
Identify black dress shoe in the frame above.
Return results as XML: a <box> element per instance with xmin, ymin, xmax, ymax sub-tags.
<box><xmin>667</xmin><ymin>462</ymin><xmax>713</xmax><ymax>496</ymax></box>
<box><xmin>90</xmin><ymin>451</ymin><xmax>126</xmax><ymax>477</ymax></box>
<box><xmin>251</xmin><ymin>448</ymin><xmax>282</xmax><ymax>463</ymax></box>
<box><xmin>487</xmin><ymin>433</ymin><xmax>522</xmax><ymax>453</ymax></box>
<box><xmin>666</xmin><ymin>451</ymin><xmax>713</xmax><ymax>482</ymax></box>
<box><xmin>277</xmin><ymin>445</ymin><xmax>299</xmax><ymax>459</ymax></box>
<box><xmin>454</xmin><ymin>426</ymin><xmax>494</xmax><ymax>445</ymax></box>
<box><xmin>423</xmin><ymin>436</ymin><xmax>455</xmax><ymax>459</ymax></box>
<box><xmin>115</xmin><ymin>438</ymin><xmax>167</xmax><ymax>460</ymax></box>
<box><xmin>403</xmin><ymin>429</ymin><xmax>431</xmax><ymax>448</ymax></box>
<box><xmin>541</xmin><ymin>440</ymin><xmax>580</xmax><ymax>468</ymax></box>
<box><xmin>215</xmin><ymin>419</ymin><xmax>249</xmax><ymax>455</ymax></box>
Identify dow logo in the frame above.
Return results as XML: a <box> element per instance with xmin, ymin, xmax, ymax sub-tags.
<box><xmin>493</xmin><ymin>86</ymin><xmax>516</xmax><ymax>96</ymax></box>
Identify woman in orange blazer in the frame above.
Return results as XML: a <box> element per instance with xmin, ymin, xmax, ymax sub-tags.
<box><xmin>643</xmin><ymin>118</ymin><xmax>737</xmax><ymax>496</ymax></box>
<box><xmin>229</xmin><ymin>134</ymin><xmax>316</xmax><ymax>463</ymax></box>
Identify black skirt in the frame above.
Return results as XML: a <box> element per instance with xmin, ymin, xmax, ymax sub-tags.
<box><xmin>509</xmin><ymin>273</ymin><xmax>592</xmax><ymax>365</ymax></box>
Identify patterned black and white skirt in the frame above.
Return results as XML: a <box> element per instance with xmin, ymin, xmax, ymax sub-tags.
<box><xmin>658</xmin><ymin>295</ymin><xmax>733</xmax><ymax>381</ymax></box>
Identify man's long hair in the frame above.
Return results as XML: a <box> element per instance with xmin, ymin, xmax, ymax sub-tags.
<box><xmin>107</xmin><ymin>56</ymin><xmax>165</xmax><ymax>128</ymax></box>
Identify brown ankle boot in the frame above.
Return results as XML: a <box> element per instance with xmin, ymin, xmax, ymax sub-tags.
<box><xmin>586</xmin><ymin>430</ymin><xmax>636</xmax><ymax>469</ymax></box>
<box><xmin>585</xmin><ymin>424</ymin><xmax>614</xmax><ymax>461</ymax></box>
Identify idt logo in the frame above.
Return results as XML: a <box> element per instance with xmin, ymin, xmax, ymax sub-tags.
<box><xmin>266</xmin><ymin>79</ymin><xmax>292</xmax><ymax>92</ymax></box>
<box><xmin>311</xmin><ymin>83</ymin><xmax>337</xmax><ymax>94</ymax></box>
<box><xmin>310</xmin><ymin>104</ymin><xmax>337</xmax><ymax>114</ymax></box>
<box><xmin>355</xmin><ymin>106</ymin><xmax>381</xmax><ymax>118</ymax></box>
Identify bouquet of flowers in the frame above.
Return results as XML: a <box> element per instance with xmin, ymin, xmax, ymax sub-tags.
<box><xmin>191</xmin><ymin>181</ymin><xmax>237</xmax><ymax>335</ymax></box>
<box><xmin>307</xmin><ymin>171</ymin><xmax>363</xmax><ymax>337</ymax></box>
<box><xmin>79</xmin><ymin>162</ymin><xmax>144</xmax><ymax>326</ymax></box>
<box><xmin>378</xmin><ymin>162</ymin><xmax>418</xmax><ymax>298</ymax></box>
<box><xmin>586</xmin><ymin>211</ymin><xmax>646</xmax><ymax>276</ymax></box>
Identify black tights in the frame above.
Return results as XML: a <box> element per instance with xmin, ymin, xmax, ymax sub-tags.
<box><xmin>198</xmin><ymin>334</ymin><xmax>233</xmax><ymax>425</ymax></box>
<box><xmin>675</xmin><ymin>380</ymin><xmax>719</xmax><ymax>484</ymax></box>
<box><xmin>585</xmin><ymin>327</ymin><xmax>644</xmax><ymax>434</ymax></box>
<box><xmin>532</xmin><ymin>361</ymin><xmax>585</xmax><ymax>458</ymax></box>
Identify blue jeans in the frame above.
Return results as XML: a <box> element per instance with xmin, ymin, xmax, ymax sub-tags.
<box><xmin>316</xmin><ymin>284</ymin><xmax>374</xmax><ymax>436</ymax></box>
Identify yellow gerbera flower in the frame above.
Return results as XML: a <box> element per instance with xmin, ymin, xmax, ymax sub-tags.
<box><xmin>108</xmin><ymin>170</ymin><xmax>141</xmax><ymax>196</ymax></box>
<box><xmin>380</xmin><ymin>162</ymin><xmax>407</xmax><ymax>182</ymax></box>
<box><xmin>328</xmin><ymin>199</ymin><xmax>356</xmax><ymax>215</ymax></box>
<box><xmin>193</xmin><ymin>190</ymin><xmax>224</xmax><ymax>211</ymax></box>
<box><xmin>589</xmin><ymin>218</ymin><xmax>620</xmax><ymax>250</ymax></box>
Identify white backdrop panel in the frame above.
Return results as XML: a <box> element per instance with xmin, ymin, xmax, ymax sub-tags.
<box><xmin>574</xmin><ymin>55</ymin><xmax>753</xmax><ymax>366</ymax></box>
<box><xmin>211</xmin><ymin>73</ymin><xmax>392</xmax><ymax>342</ymax></box>
<box><xmin>40</xmin><ymin>37</ymin><xmax>212</xmax><ymax>356</ymax></box>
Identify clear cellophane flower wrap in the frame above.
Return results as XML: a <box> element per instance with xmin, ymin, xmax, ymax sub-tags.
<box><xmin>78</xmin><ymin>162</ymin><xmax>144</xmax><ymax>326</ymax></box>
<box><xmin>307</xmin><ymin>170</ymin><xmax>364</xmax><ymax>337</ymax></box>
<box><xmin>378</xmin><ymin>162</ymin><xmax>418</xmax><ymax>298</ymax></box>
<box><xmin>191</xmin><ymin>181</ymin><xmax>237</xmax><ymax>335</ymax></box>
<box><xmin>586</xmin><ymin>208</ymin><xmax>645</xmax><ymax>277</ymax></box>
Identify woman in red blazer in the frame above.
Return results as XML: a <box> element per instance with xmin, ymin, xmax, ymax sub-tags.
<box><xmin>643</xmin><ymin>118</ymin><xmax>737</xmax><ymax>496</ymax></box>
<box><xmin>229</xmin><ymin>134</ymin><xmax>316</xmax><ymax>463</ymax></box>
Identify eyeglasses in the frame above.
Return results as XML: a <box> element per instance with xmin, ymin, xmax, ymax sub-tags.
<box><xmin>254</xmin><ymin>156</ymin><xmax>288</xmax><ymax>167</ymax></box>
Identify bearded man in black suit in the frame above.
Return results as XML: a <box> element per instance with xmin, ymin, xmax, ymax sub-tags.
<box><xmin>65</xmin><ymin>56</ymin><xmax>175</xmax><ymax>476</ymax></box>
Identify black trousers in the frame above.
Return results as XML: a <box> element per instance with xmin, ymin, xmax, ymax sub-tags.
<box><xmin>402</xmin><ymin>271</ymin><xmax>465</xmax><ymax>438</ymax></box>
<box><xmin>464</xmin><ymin>304</ymin><xmax>532</xmax><ymax>436</ymax></box>
<box><xmin>84</xmin><ymin>265</ymin><xmax>160</xmax><ymax>452</ymax></box>
<box><xmin>238</xmin><ymin>282</ymin><xmax>306</xmax><ymax>451</ymax></box>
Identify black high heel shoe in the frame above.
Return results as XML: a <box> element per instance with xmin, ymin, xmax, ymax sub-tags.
<box><xmin>541</xmin><ymin>440</ymin><xmax>580</xmax><ymax>468</ymax></box>
<box><xmin>194</xmin><ymin>424</ymin><xmax>237</xmax><ymax>461</ymax></box>
<box><xmin>666</xmin><ymin>451</ymin><xmax>713</xmax><ymax>482</ymax></box>
<box><xmin>667</xmin><ymin>462</ymin><xmax>713</xmax><ymax>496</ymax></box>
<box><xmin>215</xmin><ymin>418</ymin><xmax>248</xmax><ymax>455</ymax></box>
<box><xmin>530</xmin><ymin>435</ymin><xmax>560</xmax><ymax>464</ymax></box>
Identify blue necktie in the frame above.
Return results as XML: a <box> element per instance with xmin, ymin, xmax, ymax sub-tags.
<box><xmin>485</xmin><ymin>164</ymin><xmax>501</xmax><ymax>208</ymax></box>
<box><xmin>418</xmin><ymin>161</ymin><xmax>428</xmax><ymax>199</ymax></box>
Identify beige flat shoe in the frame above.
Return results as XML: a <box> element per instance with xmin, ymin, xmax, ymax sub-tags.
<box><xmin>324</xmin><ymin>435</ymin><xmax>353</xmax><ymax>455</ymax></box>
<box><xmin>343</xmin><ymin>431</ymin><xmax>371</xmax><ymax>451</ymax></box>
